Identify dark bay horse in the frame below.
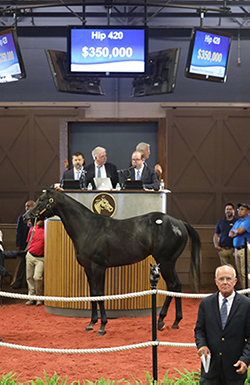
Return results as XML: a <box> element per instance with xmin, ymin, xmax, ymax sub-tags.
<box><xmin>23</xmin><ymin>188</ymin><xmax>201</xmax><ymax>336</ymax></box>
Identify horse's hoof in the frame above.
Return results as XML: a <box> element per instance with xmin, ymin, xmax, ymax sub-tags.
<box><xmin>171</xmin><ymin>323</ymin><xmax>179</xmax><ymax>329</ymax></box>
<box><xmin>158</xmin><ymin>321</ymin><xmax>165</xmax><ymax>331</ymax></box>
<box><xmin>97</xmin><ymin>329</ymin><xmax>107</xmax><ymax>336</ymax></box>
<box><xmin>85</xmin><ymin>325</ymin><xmax>93</xmax><ymax>332</ymax></box>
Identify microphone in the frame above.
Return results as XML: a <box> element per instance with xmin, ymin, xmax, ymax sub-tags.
<box><xmin>76</xmin><ymin>163</ymin><xmax>81</xmax><ymax>170</ymax></box>
<box><xmin>117</xmin><ymin>165</ymin><xmax>136</xmax><ymax>172</ymax></box>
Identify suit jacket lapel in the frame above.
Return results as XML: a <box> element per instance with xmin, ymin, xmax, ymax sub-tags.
<box><xmin>213</xmin><ymin>292</ymin><xmax>222</xmax><ymax>328</ymax></box>
<box><xmin>226</xmin><ymin>292</ymin><xmax>240</xmax><ymax>326</ymax></box>
<box><xmin>141</xmin><ymin>165</ymin><xmax>148</xmax><ymax>180</ymax></box>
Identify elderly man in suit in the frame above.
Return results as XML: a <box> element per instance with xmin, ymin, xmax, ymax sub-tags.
<box><xmin>60</xmin><ymin>151</ymin><xmax>85</xmax><ymax>188</ymax></box>
<box><xmin>195</xmin><ymin>265</ymin><xmax>250</xmax><ymax>384</ymax></box>
<box><xmin>85</xmin><ymin>146</ymin><xmax>118</xmax><ymax>189</ymax></box>
<box><xmin>129</xmin><ymin>150</ymin><xmax>159</xmax><ymax>191</ymax></box>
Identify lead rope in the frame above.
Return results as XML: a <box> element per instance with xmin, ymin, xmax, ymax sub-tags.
<box><xmin>10</xmin><ymin>216</ymin><xmax>38</xmax><ymax>287</ymax></box>
<box><xmin>24</xmin><ymin>216</ymin><xmax>38</xmax><ymax>252</ymax></box>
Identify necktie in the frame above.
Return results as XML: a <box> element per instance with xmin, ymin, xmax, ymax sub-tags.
<box><xmin>136</xmin><ymin>170</ymin><xmax>141</xmax><ymax>180</ymax></box>
<box><xmin>76</xmin><ymin>170</ymin><xmax>80</xmax><ymax>180</ymax></box>
<box><xmin>220</xmin><ymin>298</ymin><xmax>228</xmax><ymax>330</ymax></box>
<box><xmin>97</xmin><ymin>166</ymin><xmax>101</xmax><ymax>178</ymax></box>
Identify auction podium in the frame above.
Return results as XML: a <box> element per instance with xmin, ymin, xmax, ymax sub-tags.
<box><xmin>44</xmin><ymin>190</ymin><xmax>170</xmax><ymax>317</ymax></box>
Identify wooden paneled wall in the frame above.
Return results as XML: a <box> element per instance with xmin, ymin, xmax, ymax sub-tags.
<box><xmin>165</xmin><ymin>108</ymin><xmax>250</xmax><ymax>224</ymax></box>
<box><xmin>1</xmin><ymin>105</ymin><xmax>249</xmax><ymax>224</ymax></box>
<box><xmin>0</xmin><ymin>107</ymin><xmax>88</xmax><ymax>223</ymax></box>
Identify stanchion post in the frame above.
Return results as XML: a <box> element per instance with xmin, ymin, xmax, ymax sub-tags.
<box><xmin>150</xmin><ymin>263</ymin><xmax>160</xmax><ymax>383</ymax></box>
<box><xmin>244</xmin><ymin>237</ymin><xmax>248</xmax><ymax>294</ymax></box>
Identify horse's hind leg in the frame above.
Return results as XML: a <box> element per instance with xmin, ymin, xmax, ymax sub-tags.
<box><xmin>158</xmin><ymin>296</ymin><xmax>173</xmax><ymax>331</ymax></box>
<box><xmin>158</xmin><ymin>262</ymin><xmax>182</xmax><ymax>330</ymax></box>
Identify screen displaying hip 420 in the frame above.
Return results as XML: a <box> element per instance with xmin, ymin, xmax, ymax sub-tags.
<box><xmin>189</xmin><ymin>29</ymin><xmax>231</xmax><ymax>79</ymax></box>
<box><xmin>69</xmin><ymin>27</ymin><xmax>146</xmax><ymax>75</ymax></box>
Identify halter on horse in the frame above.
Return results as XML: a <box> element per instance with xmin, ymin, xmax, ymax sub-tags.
<box><xmin>23</xmin><ymin>188</ymin><xmax>201</xmax><ymax>336</ymax></box>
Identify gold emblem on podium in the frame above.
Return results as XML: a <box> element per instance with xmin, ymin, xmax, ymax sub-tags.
<box><xmin>91</xmin><ymin>193</ymin><xmax>116</xmax><ymax>217</ymax></box>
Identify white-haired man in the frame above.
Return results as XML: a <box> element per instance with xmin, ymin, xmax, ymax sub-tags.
<box><xmin>84</xmin><ymin>146</ymin><xmax>118</xmax><ymax>189</ymax></box>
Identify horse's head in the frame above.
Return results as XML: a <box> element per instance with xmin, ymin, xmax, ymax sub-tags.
<box><xmin>23</xmin><ymin>188</ymin><xmax>58</xmax><ymax>223</ymax></box>
<box><xmin>100</xmin><ymin>197</ymin><xmax>113</xmax><ymax>213</ymax></box>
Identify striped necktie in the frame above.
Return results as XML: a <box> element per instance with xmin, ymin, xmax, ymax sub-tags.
<box><xmin>76</xmin><ymin>170</ymin><xmax>80</xmax><ymax>180</ymax></box>
<box><xmin>220</xmin><ymin>298</ymin><xmax>228</xmax><ymax>330</ymax></box>
<box><xmin>136</xmin><ymin>170</ymin><xmax>141</xmax><ymax>180</ymax></box>
<box><xmin>97</xmin><ymin>166</ymin><xmax>101</xmax><ymax>178</ymax></box>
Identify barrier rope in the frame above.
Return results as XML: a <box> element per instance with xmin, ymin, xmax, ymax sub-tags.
<box><xmin>0</xmin><ymin>340</ymin><xmax>196</xmax><ymax>353</ymax></box>
<box><xmin>1</xmin><ymin>288</ymin><xmax>250</xmax><ymax>302</ymax></box>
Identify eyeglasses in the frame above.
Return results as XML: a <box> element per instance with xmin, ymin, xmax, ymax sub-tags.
<box><xmin>132</xmin><ymin>158</ymin><xmax>141</xmax><ymax>161</ymax></box>
<box><xmin>216</xmin><ymin>277</ymin><xmax>235</xmax><ymax>282</ymax></box>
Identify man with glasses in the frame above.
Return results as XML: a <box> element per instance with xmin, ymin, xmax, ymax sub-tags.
<box><xmin>195</xmin><ymin>265</ymin><xmax>250</xmax><ymax>385</ymax></box>
<box><xmin>85</xmin><ymin>146</ymin><xmax>118</xmax><ymax>189</ymax></box>
<box><xmin>229</xmin><ymin>203</ymin><xmax>250</xmax><ymax>288</ymax></box>
<box><xmin>128</xmin><ymin>151</ymin><xmax>159</xmax><ymax>191</ymax></box>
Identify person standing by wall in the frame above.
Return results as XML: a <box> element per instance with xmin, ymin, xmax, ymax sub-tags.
<box><xmin>195</xmin><ymin>265</ymin><xmax>250</xmax><ymax>384</ymax></box>
<box><xmin>229</xmin><ymin>203</ymin><xmax>250</xmax><ymax>288</ymax></box>
<box><xmin>25</xmin><ymin>219</ymin><xmax>45</xmax><ymax>306</ymax></box>
<box><xmin>213</xmin><ymin>203</ymin><xmax>237</xmax><ymax>268</ymax></box>
<box><xmin>12</xmin><ymin>200</ymin><xmax>34</xmax><ymax>289</ymax></box>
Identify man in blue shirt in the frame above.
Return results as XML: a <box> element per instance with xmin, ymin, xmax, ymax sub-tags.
<box><xmin>213</xmin><ymin>203</ymin><xmax>237</xmax><ymax>267</ymax></box>
<box><xmin>229</xmin><ymin>203</ymin><xmax>250</xmax><ymax>288</ymax></box>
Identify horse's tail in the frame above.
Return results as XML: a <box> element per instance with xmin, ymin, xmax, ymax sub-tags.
<box><xmin>184</xmin><ymin>223</ymin><xmax>202</xmax><ymax>293</ymax></box>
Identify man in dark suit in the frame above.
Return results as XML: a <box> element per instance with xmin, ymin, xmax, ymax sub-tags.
<box><xmin>60</xmin><ymin>151</ymin><xmax>85</xmax><ymax>188</ymax></box>
<box><xmin>136</xmin><ymin>142</ymin><xmax>162</xmax><ymax>178</ymax></box>
<box><xmin>11</xmin><ymin>200</ymin><xmax>34</xmax><ymax>289</ymax></box>
<box><xmin>195</xmin><ymin>265</ymin><xmax>250</xmax><ymax>384</ymax></box>
<box><xmin>85</xmin><ymin>146</ymin><xmax>118</xmax><ymax>189</ymax></box>
<box><xmin>128</xmin><ymin>150</ymin><xmax>159</xmax><ymax>191</ymax></box>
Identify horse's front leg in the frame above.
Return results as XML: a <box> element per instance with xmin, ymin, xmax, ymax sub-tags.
<box><xmin>84</xmin><ymin>265</ymin><xmax>107</xmax><ymax>336</ymax></box>
<box><xmin>84</xmin><ymin>268</ymin><xmax>99</xmax><ymax>332</ymax></box>
<box><xmin>97</xmin><ymin>300</ymin><xmax>107</xmax><ymax>336</ymax></box>
<box><xmin>85</xmin><ymin>300</ymin><xmax>98</xmax><ymax>332</ymax></box>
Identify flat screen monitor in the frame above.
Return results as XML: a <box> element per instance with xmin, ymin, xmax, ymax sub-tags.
<box><xmin>131</xmin><ymin>47</ymin><xmax>180</xmax><ymax>97</ymax></box>
<box><xmin>185</xmin><ymin>27</ymin><xmax>232</xmax><ymax>83</ymax></box>
<box><xmin>45</xmin><ymin>49</ymin><xmax>105</xmax><ymax>95</ymax></box>
<box><xmin>0</xmin><ymin>28</ymin><xmax>26</xmax><ymax>83</ymax></box>
<box><xmin>68</xmin><ymin>26</ymin><xmax>147</xmax><ymax>77</ymax></box>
